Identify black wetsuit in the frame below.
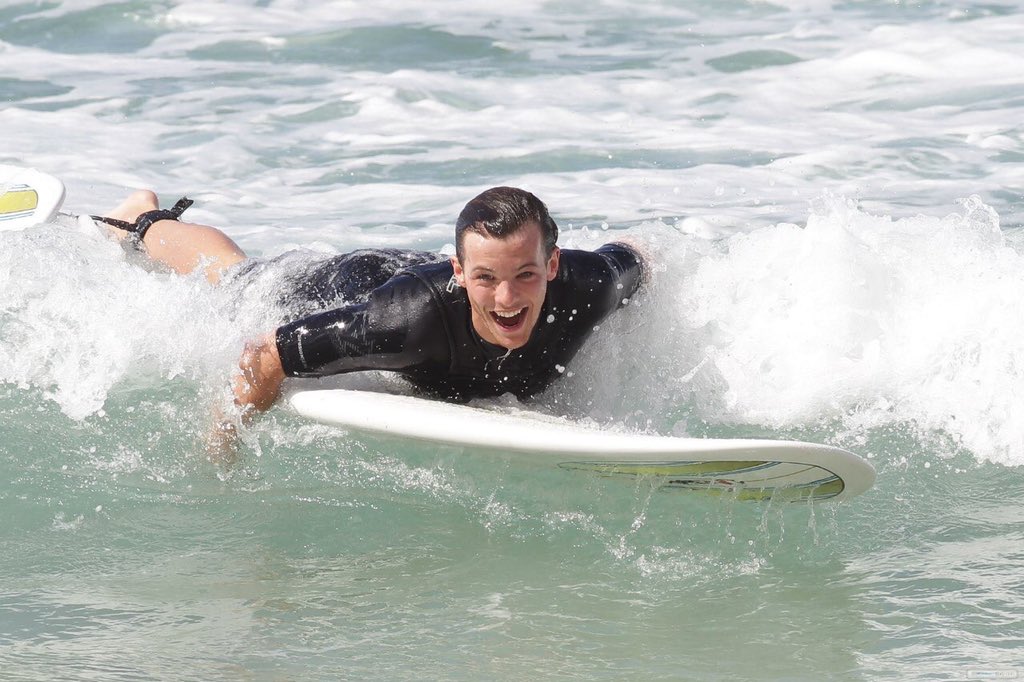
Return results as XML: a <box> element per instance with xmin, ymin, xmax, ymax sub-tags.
<box><xmin>275</xmin><ymin>243</ymin><xmax>643</xmax><ymax>401</ymax></box>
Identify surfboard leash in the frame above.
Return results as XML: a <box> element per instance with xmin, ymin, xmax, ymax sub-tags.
<box><xmin>91</xmin><ymin>196</ymin><xmax>194</xmax><ymax>243</ymax></box>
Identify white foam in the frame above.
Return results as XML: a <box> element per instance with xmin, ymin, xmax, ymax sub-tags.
<box><xmin>0</xmin><ymin>224</ymin><xmax>253</xmax><ymax>419</ymax></box>
<box><xmin>567</xmin><ymin>196</ymin><xmax>1024</xmax><ymax>466</ymax></box>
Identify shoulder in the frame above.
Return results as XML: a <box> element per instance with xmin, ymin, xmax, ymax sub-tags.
<box><xmin>595</xmin><ymin>242</ymin><xmax>645</xmax><ymax>280</ymax></box>
<box><xmin>369</xmin><ymin>260</ymin><xmax>454</xmax><ymax>306</ymax></box>
<box><xmin>387</xmin><ymin>260</ymin><xmax>455</xmax><ymax>296</ymax></box>
<box><xmin>365</xmin><ymin>261</ymin><xmax>459</xmax><ymax>346</ymax></box>
<box><xmin>559</xmin><ymin>242</ymin><xmax>642</xmax><ymax>269</ymax></box>
<box><xmin>557</xmin><ymin>243</ymin><xmax>644</xmax><ymax>294</ymax></box>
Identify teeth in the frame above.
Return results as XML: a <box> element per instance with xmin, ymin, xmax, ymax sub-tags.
<box><xmin>494</xmin><ymin>308</ymin><xmax>524</xmax><ymax>318</ymax></box>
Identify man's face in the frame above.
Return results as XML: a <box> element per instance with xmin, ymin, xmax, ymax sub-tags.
<box><xmin>451</xmin><ymin>222</ymin><xmax>560</xmax><ymax>350</ymax></box>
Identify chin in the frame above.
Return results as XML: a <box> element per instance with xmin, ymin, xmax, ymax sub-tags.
<box><xmin>497</xmin><ymin>326</ymin><xmax>534</xmax><ymax>349</ymax></box>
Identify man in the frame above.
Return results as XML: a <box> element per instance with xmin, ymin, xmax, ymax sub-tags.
<box><xmin>96</xmin><ymin>186</ymin><xmax>645</xmax><ymax>419</ymax></box>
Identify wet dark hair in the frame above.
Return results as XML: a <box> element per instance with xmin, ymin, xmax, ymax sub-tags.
<box><xmin>455</xmin><ymin>186</ymin><xmax>559</xmax><ymax>263</ymax></box>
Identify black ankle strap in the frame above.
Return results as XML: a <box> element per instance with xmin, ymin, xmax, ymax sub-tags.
<box><xmin>92</xmin><ymin>196</ymin><xmax>194</xmax><ymax>242</ymax></box>
<box><xmin>133</xmin><ymin>197</ymin><xmax>194</xmax><ymax>241</ymax></box>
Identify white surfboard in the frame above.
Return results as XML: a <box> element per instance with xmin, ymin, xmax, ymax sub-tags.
<box><xmin>289</xmin><ymin>389</ymin><xmax>876</xmax><ymax>503</ymax></box>
<box><xmin>0</xmin><ymin>164</ymin><xmax>66</xmax><ymax>231</ymax></box>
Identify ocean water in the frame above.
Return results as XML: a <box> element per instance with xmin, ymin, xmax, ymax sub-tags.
<box><xmin>2</xmin><ymin>1</ymin><xmax>1023</xmax><ymax>679</ymax></box>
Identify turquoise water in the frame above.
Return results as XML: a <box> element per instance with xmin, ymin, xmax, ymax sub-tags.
<box><xmin>2</xmin><ymin>1</ymin><xmax>1023</xmax><ymax>679</ymax></box>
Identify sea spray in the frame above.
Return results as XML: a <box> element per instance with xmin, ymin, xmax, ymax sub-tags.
<box><xmin>555</xmin><ymin>196</ymin><xmax>1024</xmax><ymax>467</ymax></box>
<box><xmin>1</xmin><ymin>221</ymin><xmax>263</xmax><ymax>420</ymax></box>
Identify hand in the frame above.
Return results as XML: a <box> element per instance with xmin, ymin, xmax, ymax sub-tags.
<box><xmin>204</xmin><ymin>413</ymin><xmax>240</xmax><ymax>471</ymax></box>
<box><xmin>203</xmin><ymin>332</ymin><xmax>286</xmax><ymax>470</ymax></box>
<box><xmin>234</xmin><ymin>332</ymin><xmax>286</xmax><ymax>414</ymax></box>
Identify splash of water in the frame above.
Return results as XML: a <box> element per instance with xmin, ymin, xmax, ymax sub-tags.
<box><xmin>564</xmin><ymin>195</ymin><xmax>1022</xmax><ymax>466</ymax></box>
<box><xmin>0</xmin><ymin>221</ymin><xmax>251</xmax><ymax>419</ymax></box>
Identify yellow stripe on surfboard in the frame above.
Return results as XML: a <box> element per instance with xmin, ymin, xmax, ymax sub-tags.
<box><xmin>0</xmin><ymin>187</ymin><xmax>40</xmax><ymax>216</ymax></box>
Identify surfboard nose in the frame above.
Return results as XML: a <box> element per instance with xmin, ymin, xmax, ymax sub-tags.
<box><xmin>0</xmin><ymin>165</ymin><xmax>66</xmax><ymax>231</ymax></box>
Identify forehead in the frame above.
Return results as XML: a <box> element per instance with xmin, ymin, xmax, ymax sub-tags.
<box><xmin>461</xmin><ymin>222</ymin><xmax>546</xmax><ymax>265</ymax></box>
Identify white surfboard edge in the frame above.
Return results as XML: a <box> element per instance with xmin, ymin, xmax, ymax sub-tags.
<box><xmin>0</xmin><ymin>164</ymin><xmax>66</xmax><ymax>231</ymax></box>
<box><xmin>288</xmin><ymin>389</ymin><xmax>876</xmax><ymax>503</ymax></box>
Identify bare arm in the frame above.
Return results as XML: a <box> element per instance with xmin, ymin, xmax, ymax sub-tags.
<box><xmin>206</xmin><ymin>333</ymin><xmax>285</xmax><ymax>465</ymax></box>
<box><xmin>234</xmin><ymin>332</ymin><xmax>286</xmax><ymax>416</ymax></box>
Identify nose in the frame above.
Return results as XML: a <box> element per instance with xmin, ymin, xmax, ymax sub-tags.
<box><xmin>494</xmin><ymin>280</ymin><xmax>517</xmax><ymax>308</ymax></box>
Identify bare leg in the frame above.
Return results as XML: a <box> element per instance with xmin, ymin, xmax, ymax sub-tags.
<box><xmin>99</xmin><ymin>190</ymin><xmax>248</xmax><ymax>284</ymax></box>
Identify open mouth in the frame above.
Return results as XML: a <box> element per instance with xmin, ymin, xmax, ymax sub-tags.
<box><xmin>490</xmin><ymin>307</ymin><xmax>526</xmax><ymax>329</ymax></box>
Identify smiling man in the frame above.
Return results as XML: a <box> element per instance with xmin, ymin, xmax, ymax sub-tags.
<box><xmin>95</xmin><ymin>186</ymin><xmax>645</xmax><ymax>415</ymax></box>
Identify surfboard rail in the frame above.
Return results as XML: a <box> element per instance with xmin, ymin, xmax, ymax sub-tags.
<box><xmin>288</xmin><ymin>389</ymin><xmax>876</xmax><ymax>502</ymax></box>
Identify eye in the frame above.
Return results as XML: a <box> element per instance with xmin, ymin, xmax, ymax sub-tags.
<box><xmin>517</xmin><ymin>271</ymin><xmax>537</xmax><ymax>280</ymax></box>
<box><xmin>474</xmin><ymin>273</ymin><xmax>495</xmax><ymax>283</ymax></box>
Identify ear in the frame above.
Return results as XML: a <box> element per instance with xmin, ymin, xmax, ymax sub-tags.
<box><xmin>450</xmin><ymin>255</ymin><xmax>465</xmax><ymax>287</ymax></box>
<box><xmin>545</xmin><ymin>246</ymin><xmax>560</xmax><ymax>281</ymax></box>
